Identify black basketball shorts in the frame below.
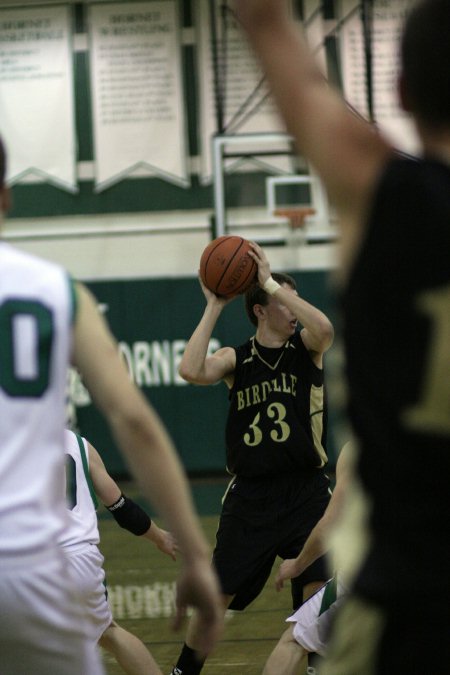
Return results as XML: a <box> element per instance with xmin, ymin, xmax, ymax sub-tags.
<box><xmin>212</xmin><ymin>470</ymin><xmax>331</xmax><ymax>611</ymax></box>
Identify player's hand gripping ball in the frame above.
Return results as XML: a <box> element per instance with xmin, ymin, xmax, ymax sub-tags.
<box><xmin>200</xmin><ymin>236</ymin><xmax>257</xmax><ymax>298</ymax></box>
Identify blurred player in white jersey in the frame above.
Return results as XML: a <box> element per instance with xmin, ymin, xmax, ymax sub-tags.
<box><xmin>62</xmin><ymin>428</ymin><xmax>178</xmax><ymax>675</ymax></box>
<box><xmin>0</xmin><ymin>135</ymin><xmax>222</xmax><ymax>674</ymax></box>
<box><xmin>0</xmin><ymin>183</ymin><xmax>104</xmax><ymax>673</ymax></box>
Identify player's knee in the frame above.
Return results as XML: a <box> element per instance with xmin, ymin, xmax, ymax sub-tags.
<box><xmin>279</xmin><ymin>625</ymin><xmax>297</xmax><ymax>646</ymax></box>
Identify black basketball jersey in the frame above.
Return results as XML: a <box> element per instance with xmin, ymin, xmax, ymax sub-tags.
<box><xmin>342</xmin><ymin>155</ymin><xmax>450</xmax><ymax>597</ymax></box>
<box><xmin>225</xmin><ymin>331</ymin><xmax>328</xmax><ymax>477</ymax></box>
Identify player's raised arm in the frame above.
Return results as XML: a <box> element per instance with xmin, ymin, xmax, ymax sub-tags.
<box><xmin>234</xmin><ymin>1</ymin><xmax>392</xmax><ymax>252</ymax></box>
<box><xmin>178</xmin><ymin>277</ymin><xmax>236</xmax><ymax>386</ymax></box>
<box><xmin>249</xmin><ymin>241</ymin><xmax>334</xmax><ymax>358</ymax></box>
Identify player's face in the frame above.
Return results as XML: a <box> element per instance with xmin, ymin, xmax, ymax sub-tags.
<box><xmin>265</xmin><ymin>284</ymin><xmax>298</xmax><ymax>337</ymax></box>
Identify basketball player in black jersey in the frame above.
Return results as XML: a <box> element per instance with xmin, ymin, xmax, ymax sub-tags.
<box><xmin>170</xmin><ymin>243</ymin><xmax>334</xmax><ymax>675</ymax></box>
<box><xmin>236</xmin><ymin>1</ymin><xmax>450</xmax><ymax>673</ymax></box>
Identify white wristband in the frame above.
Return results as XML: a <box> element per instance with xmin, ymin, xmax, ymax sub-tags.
<box><xmin>263</xmin><ymin>277</ymin><xmax>281</xmax><ymax>295</ymax></box>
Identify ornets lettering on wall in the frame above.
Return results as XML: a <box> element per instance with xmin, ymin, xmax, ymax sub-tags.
<box><xmin>69</xmin><ymin>337</ymin><xmax>221</xmax><ymax>410</ymax></box>
<box><xmin>119</xmin><ymin>337</ymin><xmax>221</xmax><ymax>387</ymax></box>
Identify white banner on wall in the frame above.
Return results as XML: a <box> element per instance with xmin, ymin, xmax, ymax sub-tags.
<box><xmin>0</xmin><ymin>6</ymin><xmax>77</xmax><ymax>192</ymax></box>
<box><xmin>196</xmin><ymin>0</ymin><xmax>294</xmax><ymax>184</ymax></box>
<box><xmin>338</xmin><ymin>0</ymin><xmax>419</xmax><ymax>156</ymax></box>
<box><xmin>89</xmin><ymin>1</ymin><xmax>188</xmax><ymax>192</ymax></box>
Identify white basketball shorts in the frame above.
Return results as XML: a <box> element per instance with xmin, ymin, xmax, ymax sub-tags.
<box><xmin>0</xmin><ymin>547</ymin><xmax>104</xmax><ymax>674</ymax></box>
<box><xmin>287</xmin><ymin>575</ymin><xmax>347</xmax><ymax>656</ymax></box>
<box><xmin>64</xmin><ymin>542</ymin><xmax>113</xmax><ymax>643</ymax></box>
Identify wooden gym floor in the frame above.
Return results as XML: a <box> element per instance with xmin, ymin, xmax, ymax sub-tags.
<box><xmin>98</xmin><ymin>478</ymin><xmax>292</xmax><ymax>675</ymax></box>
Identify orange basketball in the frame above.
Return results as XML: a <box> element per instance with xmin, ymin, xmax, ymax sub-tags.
<box><xmin>199</xmin><ymin>236</ymin><xmax>257</xmax><ymax>298</ymax></box>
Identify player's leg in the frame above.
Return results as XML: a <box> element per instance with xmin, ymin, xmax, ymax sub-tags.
<box><xmin>99</xmin><ymin>621</ymin><xmax>162</xmax><ymax>675</ymax></box>
<box><xmin>291</xmin><ymin>577</ymin><xmax>345</xmax><ymax>675</ymax></box>
<box><xmin>275</xmin><ymin>580</ymin><xmax>328</xmax><ymax>675</ymax></box>
<box><xmin>262</xmin><ymin>625</ymin><xmax>308</xmax><ymax>675</ymax></box>
<box><xmin>281</xmin><ymin>472</ymin><xmax>331</xmax><ymax>673</ymax></box>
<box><xmin>280</xmin><ymin>572</ymin><xmax>325</xmax><ymax>675</ymax></box>
<box><xmin>169</xmin><ymin>488</ymin><xmax>278</xmax><ymax>675</ymax></box>
<box><xmin>286</xmin><ymin>542</ymin><xmax>329</xmax><ymax>674</ymax></box>
<box><xmin>302</xmin><ymin>584</ymin><xmax>326</xmax><ymax>672</ymax></box>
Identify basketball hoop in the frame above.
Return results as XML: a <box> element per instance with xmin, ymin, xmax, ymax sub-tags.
<box><xmin>273</xmin><ymin>207</ymin><xmax>316</xmax><ymax>230</ymax></box>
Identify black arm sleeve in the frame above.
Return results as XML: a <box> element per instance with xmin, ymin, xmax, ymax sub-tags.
<box><xmin>106</xmin><ymin>493</ymin><xmax>151</xmax><ymax>536</ymax></box>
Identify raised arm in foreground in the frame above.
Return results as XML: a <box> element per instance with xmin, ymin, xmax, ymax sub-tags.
<box><xmin>234</xmin><ymin>1</ymin><xmax>392</xmax><ymax>271</ymax></box>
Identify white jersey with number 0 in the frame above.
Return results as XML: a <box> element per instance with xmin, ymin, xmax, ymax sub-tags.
<box><xmin>0</xmin><ymin>243</ymin><xmax>74</xmax><ymax>556</ymax></box>
<box><xmin>61</xmin><ymin>430</ymin><xmax>113</xmax><ymax>641</ymax></box>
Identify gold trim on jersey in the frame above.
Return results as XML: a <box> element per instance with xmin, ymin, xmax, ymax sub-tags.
<box><xmin>221</xmin><ymin>474</ymin><xmax>236</xmax><ymax>505</ymax></box>
<box><xmin>310</xmin><ymin>384</ymin><xmax>328</xmax><ymax>467</ymax></box>
<box><xmin>249</xmin><ymin>336</ymin><xmax>290</xmax><ymax>371</ymax></box>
